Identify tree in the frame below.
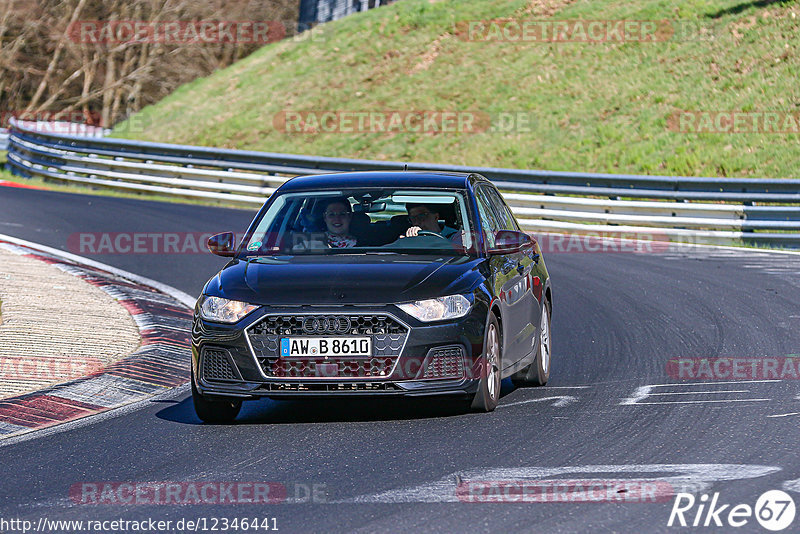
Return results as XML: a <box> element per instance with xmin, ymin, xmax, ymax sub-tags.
<box><xmin>0</xmin><ymin>0</ymin><xmax>300</xmax><ymax>127</ymax></box>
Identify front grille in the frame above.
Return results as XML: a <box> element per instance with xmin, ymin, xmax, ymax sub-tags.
<box><xmin>248</xmin><ymin>313</ymin><xmax>409</xmax><ymax>379</ymax></box>
<box><xmin>202</xmin><ymin>348</ymin><xmax>239</xmax><ymax>382</ymax></box>
<box><xmin>418</xmin><ymin>346</ymin><xmax>465</xmax><ymax>380</ymax></box>
<box><xmin>268</xmin><ymin>357</ymin><xmax>396</xmax><ymax>378</ymax></box>
<box><xmin>251</xmin><ymin>314</ymin><xmax>406</xmax><ymax>336</ymax></box>
<box><xmin>260</xmin><ymin>382</ymin><xmax>401</xmax><ymax>392</ymax></box>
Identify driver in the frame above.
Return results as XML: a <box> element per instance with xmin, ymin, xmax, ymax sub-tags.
<box><xmin>404</xmin><ymin>203</ymin><xmax>458</xmax><ymax>238</ymax></box>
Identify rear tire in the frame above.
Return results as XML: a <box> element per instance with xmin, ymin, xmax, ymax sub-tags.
<box><xmin>511</xmin><ymin>299</ymin><xmax>551</xmax><ymax>387</ymax></box>
<box><xmin>471</xmin><ymin>313</ymin><xmax>502</xmax><ymax>412</ymax></box>
<box><xmin>192</xmin><ymin>371</ymin><xmax>242</xmax><ymax>423</ymax></box>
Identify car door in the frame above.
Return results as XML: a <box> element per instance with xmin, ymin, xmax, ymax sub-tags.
<box><xmin>484</xmin><ymin>185</ymin><xmax>541</xmax><ymax>363</ymax></box>
<box><xmin>474</xmin><ymin>186</ymin><xmax>527</xmax><ymax>369</ymax></box>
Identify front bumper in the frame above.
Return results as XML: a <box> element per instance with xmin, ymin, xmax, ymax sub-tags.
<box><xmin>191</xmin><ymin>304</ymin><xmax>487</xmax><ymax>400</ymax></box>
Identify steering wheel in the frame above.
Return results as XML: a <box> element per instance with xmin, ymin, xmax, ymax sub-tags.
<box><xmin>415</xmin><ymin>231</ymin><xmax>450</xmax><ymax>240</ymax></box>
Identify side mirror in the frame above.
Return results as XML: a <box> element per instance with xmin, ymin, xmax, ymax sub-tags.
<box><xmin>207</xmin><ymin>232</ymin><xmax>236</xmax><ymax>257</ymax></box>
<box><xmin>488</xmin><ymin>230</ymin><xmax>535</xmax><ymax>255</ymax></box>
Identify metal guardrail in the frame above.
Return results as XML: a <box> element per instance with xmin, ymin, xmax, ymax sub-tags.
<box><xmin>0</xmin><ymin>129</ymin><xmax>8</xmax><ymax>151</ymax></box>
<box><xmin>299</xmin><ymin>0</ymin><xmax>393</xmax><ymax>27</ymax></box>
<box><xmin>6</xmin><ymin>118</ymin><xmax>800</xmax><ymax>247</ymax></box>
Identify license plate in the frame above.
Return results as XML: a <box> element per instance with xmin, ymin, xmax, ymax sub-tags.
<box><xmin>280</xmin><ymin>337</ymin><xmax>372</xmax><ymax>358</ymax></box>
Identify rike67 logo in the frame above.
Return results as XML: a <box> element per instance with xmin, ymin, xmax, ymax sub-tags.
<box><xmin>668</xmin><ymin>490</ymin><xmax>796</xmax><ymax>531</ymax></box>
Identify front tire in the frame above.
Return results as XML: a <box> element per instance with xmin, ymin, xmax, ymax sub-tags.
<box><xmin>192</xmin><ymin>371</ymin><xmax>242</xmax><ymax>423</ymax></box>
<box><xmin>471</xmin><ymin>313</ymin><xmax>502</xmax><ymax>412</ymax></box>
<box><xmin>511</xmin><ymin>299</ymin><xmax>551</xmax><ymax>387</ymax></box>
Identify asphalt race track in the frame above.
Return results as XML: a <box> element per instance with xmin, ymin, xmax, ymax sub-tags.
<box><xmin>1</xmin><ymin>186</ymin><xmax>800</xmax><ymax>533</ymax></box>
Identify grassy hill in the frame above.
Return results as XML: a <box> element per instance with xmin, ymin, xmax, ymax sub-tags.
<box><xmin>114</xmin><ymin>0</ymin><xmax>800</xmax><ymax>178</ymax></box>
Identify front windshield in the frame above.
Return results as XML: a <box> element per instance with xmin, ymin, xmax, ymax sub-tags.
<box><xmin>242</xmin><ymin>188</ymin><xmax>475</xmax><ymax>256</ymax></box>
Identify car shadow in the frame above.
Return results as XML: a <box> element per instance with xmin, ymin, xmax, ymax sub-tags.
<box><xmin>156</xmin><ymin>379</ymin><xmax>516</xmax><ymax>426</ymax></box>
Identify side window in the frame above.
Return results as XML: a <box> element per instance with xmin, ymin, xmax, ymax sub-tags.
<box><xmin>485</xmin><ymin>187</ymin><xmax>520</xmax><ymax>232</ymax></box>
<box><xmin>475</xmin><ymin>187</ymin><xmax>501</xmax><ymax>249</ymax></box>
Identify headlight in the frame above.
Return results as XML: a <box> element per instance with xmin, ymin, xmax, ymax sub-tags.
<box><xmin>396</xmin><ymin>295</ymin><xmax>471</xmax><ymax>322</ymax></box>
<box><xmin>198</xmin><ymin>296</ymin><xmax>258</xmax><ymax>323</ymax></box>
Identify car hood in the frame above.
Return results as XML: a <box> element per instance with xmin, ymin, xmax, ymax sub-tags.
<box><xmin>203</xmin><ymin>254</ymin><xmax>484</xmax><ymax>305</ymax></box>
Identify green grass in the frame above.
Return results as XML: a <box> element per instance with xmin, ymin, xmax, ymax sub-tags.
<box><xmin>114</xmin><ymin>0</ymin><xmax>800</xmax><ymax>178</ymax></box>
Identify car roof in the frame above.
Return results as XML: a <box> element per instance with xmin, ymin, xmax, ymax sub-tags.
<box><xmin>278</xmin><ymin>171</ymin><xmax>484</xmax><ymax>192</ymax></box>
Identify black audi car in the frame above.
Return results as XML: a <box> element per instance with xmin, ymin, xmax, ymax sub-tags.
<box><xmin>192</xmin><ymin>171</ymin><xmax>552</xmax><ymax>422</ymax></box>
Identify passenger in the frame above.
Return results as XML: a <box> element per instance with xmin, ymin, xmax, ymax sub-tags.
<box><xmin>403</xmin><ymin>203</ymin><xmax>458</xmax><ymax>239</ymax></box>
<box><xmin>320</xmin><ymin>198</ymin><xmax>358</xmax><ymax>248</ymax></box>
